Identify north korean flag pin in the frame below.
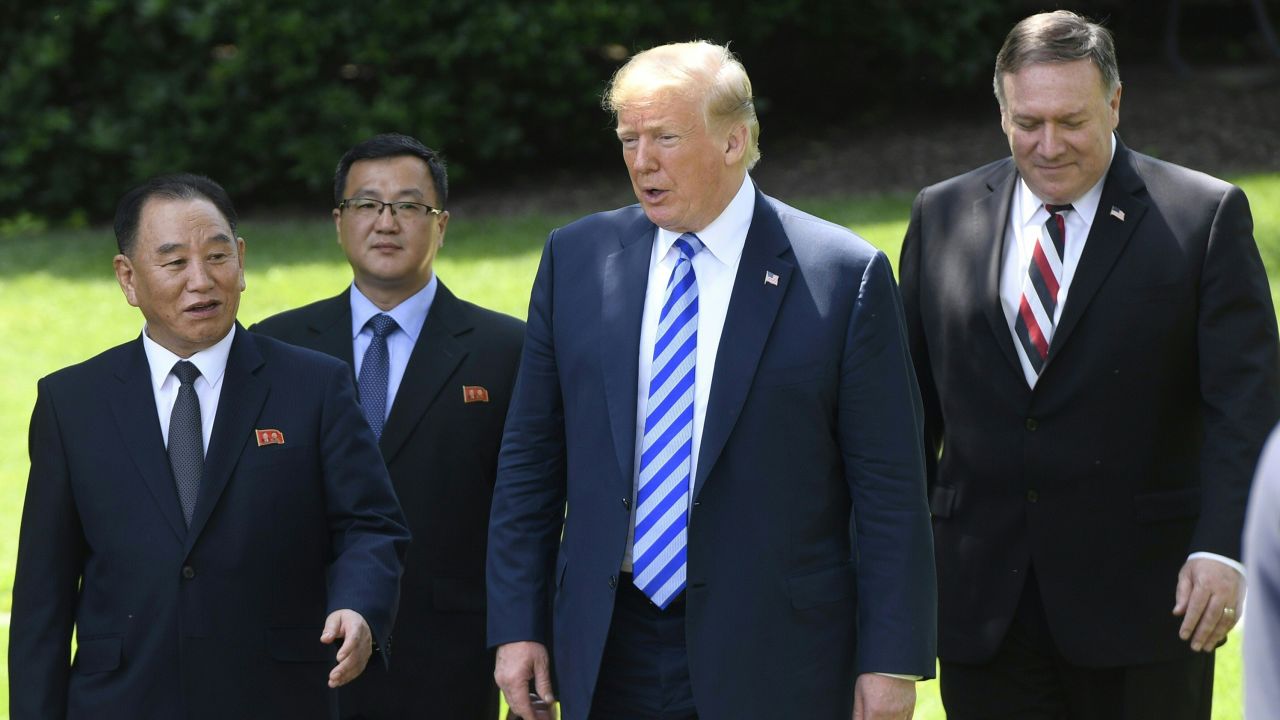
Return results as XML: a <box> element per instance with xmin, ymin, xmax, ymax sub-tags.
<box><xmin>463</xmin><ymin>385</ymin><xmax>490</xmax><ymax>403</ymax></box>
<box><xmin>255</xmin><ymin>428</ymin><xmax>285</xmax><ymax>446</ymax></box>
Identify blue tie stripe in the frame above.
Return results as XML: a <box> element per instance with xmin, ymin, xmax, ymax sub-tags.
<box><xmin>642</xmin><ymin>364</ymin><xmax>696</xmax><ymax>436</ymax></box>
<box><xmin>634</xmin><ymin>232</ymin><xmax>702</xmax><ymax>608</ymax></box>
<box><xmin>645</xmin><ymin>334</ymin><xmax>697</xmax><ymax>414</ymax></box>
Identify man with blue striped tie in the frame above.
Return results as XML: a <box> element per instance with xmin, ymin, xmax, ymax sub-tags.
<box><xmin>487</xmin><ymin>41</ymin><xmax>936</xmax><ymax>720</ymax></box>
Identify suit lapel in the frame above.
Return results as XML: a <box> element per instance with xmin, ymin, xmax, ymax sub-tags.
<box><xmin>307</xmin><ymin>291</ymin><xmax>357</xmax><ymax>382</ymax></box>
<box><xmin>1043</xmin><ymin>141</ymin><xmax>1147</xmax><ymax>370</ymax></box>
<box><xmin>693</xmin><ymin>191</ymin><xmax>793</xmax><ymax>498</ymax></box>
<box><xmin>602</xmin><ymin>213</ymin><xmax>659</xmax><ymax>487</ymax></box>
<box><xmin>187</xmin><ymin>325</ymin><xmax>268</xmax><ymax>548</ymax></box>
<box><xmin>110</xmin><ymin>338</ymin><xmax>188</xmax><ymax>542</ymax></box>
<box><xmin>974</xmin><ymin>163</ymin><xmax>1026</xmax><ymax>379</ymax></box>
<box><xmin>379</xmin><ymin>282</ymin><xmax>469</xmax><ymax>463</ymax></box>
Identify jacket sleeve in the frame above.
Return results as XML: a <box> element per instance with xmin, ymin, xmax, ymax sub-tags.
<box><xmin>10</xmin><ymin>379</ymin><xmax>85</xmax><ymax>719</ymax></box>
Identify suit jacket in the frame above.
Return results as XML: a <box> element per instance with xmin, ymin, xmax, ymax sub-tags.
<box><xmin>252</xmin><ymin>281</ymin><xmax>524</xmax><ymax>719</ymax></box>
<box><xmin>9</xmin><ymin>326</ymin><xmax>410</xmax><ymax>720</ymax></box>
<box><xmin>487</xmin><ymin>187</ymin><xmax>937</xmax><ymax>719</ymax></box>
<box><xmin>899</xmin><ymin>138</ymin><xmax>1280</xmax><ymax>667</ymax></box>
<box><xmin>1245</xmin><ymin>426</ymin><xmax>1280</xmax><ymax>718</ymax></box>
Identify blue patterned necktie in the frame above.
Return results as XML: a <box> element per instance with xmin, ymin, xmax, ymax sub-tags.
<box><xmin>358</xmin><ymin>314</ymin><xmax>398</xmax><ymax>439</ymax></box>
<box><xmin>634</xmin><ymin>232</ymin><xmax>703</xmax><ymax>608</ymax></box>
<box><xmin>168</xmin><ymin>360</ymin><xmax>203</xmax><ymax>526</ymax></box>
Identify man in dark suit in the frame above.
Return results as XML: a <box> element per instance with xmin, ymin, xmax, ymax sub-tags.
<box><xmin>253</xmin><ymin>133</ymin><xmax>524</xmax><ymax>719</ymax></box>
<box><xmin>899</xmin><ymin>11</ymin><xmax>1280</xmax><ymax>719</ymax></box>
<box><xmin>9</xmin><ymin>174</ymin><xmax>410</xmax><ymax>720</ymax></box>
<box><xmin>488</xmin><ymin>41</ymin><xmax>936</xmax><ymax>720</ymax></box>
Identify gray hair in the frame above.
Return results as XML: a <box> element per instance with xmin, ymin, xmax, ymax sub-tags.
<box><xmin>994</xmin><ymin>10</ymin><xmax>1120</xmax><ymax>106</ymax></box>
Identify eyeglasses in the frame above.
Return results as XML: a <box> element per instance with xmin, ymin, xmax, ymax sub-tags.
<box><xmin>338</xmin><ymin>197</ymin><xmax>443</xmax><ymax>220</ymax></box>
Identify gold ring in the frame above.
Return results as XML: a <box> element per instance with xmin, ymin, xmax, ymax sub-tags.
<box><xmin>1224</xmin><ymin>606</ymin><xmax>1237</xmax><ymax>618</ymax></box>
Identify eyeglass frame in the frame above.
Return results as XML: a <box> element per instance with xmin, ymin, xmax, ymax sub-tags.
<box><xmin>337</xmin><ymin>197</ymin><xmax>445</xmax><ymax>219</ymax></box>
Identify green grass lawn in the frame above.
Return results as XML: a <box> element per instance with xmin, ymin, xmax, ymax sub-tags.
<box><xmin>3</xmin><ymin>173</ymin><xmax>1277</xmax><ymax>718</ymax></box>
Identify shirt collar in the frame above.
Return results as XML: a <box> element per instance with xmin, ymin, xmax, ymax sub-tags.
<box><xmin>142</xmin><ymin>323</ymin><xmax>236</xmax><ymax>389</ymax></box>
<box><xmin>349</xmin><ymin>275</ymin><xmax>438</xmax><ymax>342</ymax></box>
<box><xmin>1016</xmin><ymin>133</ymin><xmax>1116</xmax><ymax>227</ymax></box>
<box><xmin>655</xmin><ymin>173</ymin><xmax>755</xmax><ymax>266</ymax></box>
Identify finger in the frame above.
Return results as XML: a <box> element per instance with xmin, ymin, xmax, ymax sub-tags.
<box><xmin>534</xmin><ymin>651</ymin><xmax>556</xmax><ymax>703</ymax></box>
<box><xmin>1172</xmin><ymin>566</ymin><xmax>1192</xmax><ymax>615</ymax></box>
<box><xmin>320</xmin><ymin>610</ymin><xmax>343</xmax><ymax>645</ymax></box>
<box><xmin>335</xmin><ymin>619</ymin><xmax>359</xmax><ymax>663</ymax></box>
<box><xmin>1178</xmin><ymin>584</ymin><xmax>1210</xmax><ymax>640</ymax></box>
<box><xmin>1191</xmin><ymin>599</ymin><xmax>1233</xmax><ymax>652</ymax></box>
<box><xmin>329</xmin><ymin>650</ymin><xmax>357</xmax><ymax>688</ymax></box>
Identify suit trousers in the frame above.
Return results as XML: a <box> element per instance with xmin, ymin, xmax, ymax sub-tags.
<box><xmin>939</xmin><ymin>568</ymin><xmax>1213</xmax><ymax>720</ymax></box>
<box><xmin>588</xmin><ymin>574</ymin><xmax>697</xmax><ymax>720</ymax></box>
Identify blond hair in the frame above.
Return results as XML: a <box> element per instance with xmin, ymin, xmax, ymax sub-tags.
<box><xmin>604</xmin><ymin>41</ymin><xmax>761</xmax><ymax>170</ymax></box>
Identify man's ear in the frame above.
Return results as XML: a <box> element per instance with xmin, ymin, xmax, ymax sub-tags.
<box><xmin>724</xmin><ymin>123</ymin><xmax>748</xmax><ymax>167</ymax></box>
<box><xmin>114</xmin><ymin>254</ymin><xmax>140</xmax><ymax>308</ymax></box>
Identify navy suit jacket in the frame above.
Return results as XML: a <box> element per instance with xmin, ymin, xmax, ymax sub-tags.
<box><xmin>487</xmin><ymin>187</ymin><xmax>937</xmax><ymax>719</ymax></box>
<box><xmin>900</xmin><ymin>139</ymin><xmax>1280</xmax><ymax>666</ymax></box>
<box><xmin>10</xmin><ymin>326</ymin><xmax>410</xmax><ymax>720</ymax></box>
<box><xmin>252</xmin><ymin>282</ymin><xmax>524</xmax><ymax>719</ymax></box>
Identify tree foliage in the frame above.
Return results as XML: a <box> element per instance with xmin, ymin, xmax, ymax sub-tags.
<box><xmin>2</xmin><ymin>0</ymin><xmax>1013</xmax><ymax>221</ymax></box>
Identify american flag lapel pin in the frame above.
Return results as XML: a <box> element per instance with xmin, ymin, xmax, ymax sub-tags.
<box><xmin>764</xmin><ymin>271</ymin><xmax>779</xmax><ymax>286</ymax></box>
<box><xmin>1110</xmin><ymin>206</ymin><xmax>1126</xmax><ymax>222</ymax></box>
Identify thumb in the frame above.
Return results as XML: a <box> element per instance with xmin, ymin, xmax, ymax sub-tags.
<box><xmin>321</xmin><ymin>610</ymin><xmax>344</xmax><ymax>645</ymax></box>
<box><xmin>1173</xmin><ymin>565</ymin><xmax>1192</xmax><ymax>615</ymax></box>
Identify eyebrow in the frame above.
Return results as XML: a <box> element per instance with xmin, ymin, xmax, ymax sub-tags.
<box><xmin>352</xmin><ymin>188</ymin><xmax>425</xmax><ymax>200</ymax></box>
<box><xmin>155</xmin><ymin>234</ymin><xmax>232</xmax><ymax>255</ymax></box>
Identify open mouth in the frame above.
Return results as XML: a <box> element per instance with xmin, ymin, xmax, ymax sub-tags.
<box><xmin>185</xmin><ymin>300</ymin><xmax>221</xmax><ymax>317</ymax></box>
<box><xmin>642</xmin><ymin>188</ymin><xmax>668</xmax><ymax>202</ymax></box>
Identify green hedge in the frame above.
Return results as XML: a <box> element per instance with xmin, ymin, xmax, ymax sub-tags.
<box><xmin>1</xmin><ymin>0</ymin><xmax>1015</xmax><ymax>222</ymax></box>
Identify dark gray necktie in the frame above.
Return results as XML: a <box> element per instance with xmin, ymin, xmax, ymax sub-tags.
<box><xmin>168</xmin><ymin>360</ymin><xmax>203</xmax><ymax>525</ymax></box>
<box><xmin>358</xmin><ymin>314</ymin><xmax>398</xmax><ymax>439</ymax></box>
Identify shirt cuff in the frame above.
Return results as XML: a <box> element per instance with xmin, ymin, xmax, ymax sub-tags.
<box><xmin>1187</xmin><ymin>551</ymin><xmax>1245</xmax><ymax>577</ymax></box>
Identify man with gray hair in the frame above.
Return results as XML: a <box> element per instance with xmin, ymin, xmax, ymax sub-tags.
<box><xmin>488</xmin><ymin>40</ymin><xmax>936</xmax><ymax>719</ymax></box>
<box><xmin>900</xmin><ymin>10</ymin><xmax>1279</xmax><ymax>718</ymax></box>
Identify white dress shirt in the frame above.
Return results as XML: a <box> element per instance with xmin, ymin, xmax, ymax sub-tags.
<box><xmin>998</xmin><ymin>135</ymin><xmax>1242</xmax><ymax>576</ymax></box>
<box><xmin>143</xmin><ymin>324</ymin><xmax>236</xmax><ymax>453</ymax></box>
<box><xmin>350</xmin><ymin>275</ymin><xmax>437</xmax><ymax>422</ymax></box>
<box><xmin>622</xmin><ymin>174</ymin><xmax>755</xmax><ymax>571</ymax></box>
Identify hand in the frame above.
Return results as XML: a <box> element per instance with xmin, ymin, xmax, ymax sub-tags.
<box><xmin>1172</xmin><ymin>557</ymin><xmax>1244</xmax><ymax>652</ymax></box>
<box><xmin>853</xmin><ymin>673</ymin><xmax>915</xmax><ymax>720</ymax></box>
<box><xmin>495</xmin><ymin>641</ymin><xmax>555</xmax><ymax>720</ymax></box>
<box><xmin>321</xmin><ymin>609</ymin><xmax>373</xmax><ymax>688</ymax></box>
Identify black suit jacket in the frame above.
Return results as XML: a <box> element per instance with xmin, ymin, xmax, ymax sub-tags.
<box><xmin>253</xmin><ymin>281</ymin><xmax>524</xmax><ymax>719</ymax></box>
<box><xmin>488</xmin><ymin>188</ymin><xmax>936</xmax><ymax>719</ymax></box>
<box><xmin>10</xmin><ymin>327</ymin><xmax>410</xmax><ymax>720</ymax></box>
<box><xmin>900</xmin><ymin>139</ymin><xmax>1280</xmax><ymax>667</ymax></box>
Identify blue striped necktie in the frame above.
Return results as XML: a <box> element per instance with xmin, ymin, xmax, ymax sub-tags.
<box><xmin>634</xmin><ymin>232</ymin><xmax>703</xmax><ymax>608</ymax></box>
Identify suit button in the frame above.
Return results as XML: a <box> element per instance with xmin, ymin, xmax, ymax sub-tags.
<box><xmin>608</xmin><ymin>575</ymin><xmax>617</xmax><ymax>590</ymax></box>
<box><xmin>693</xmin><ymin>501</ymin><xmax>701</xmax><ymax>508</ymax></box>
<box><xmin>181</xmin><ymin>565</ymin><xmax>196</xmax><ymax>579</ymax></box>
<box><xmin>1025</xmin><ymin>418</ymin><xmax>1039</xmax><ymax>431</ymax></box>
<box><xmin>622</xmin><ymin>497</ymin><xmax>631</xmax><ymax>510</ymax></box>
<box><xmin>1026</xmin><ymin>490</ymin><xmax>1039</xmax><ymax>503</ymax></box>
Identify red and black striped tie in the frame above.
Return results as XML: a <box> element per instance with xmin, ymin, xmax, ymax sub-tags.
<box><xmin>1015</xmin><ymin>203</ymin><xmax>1073</xmax><ymax>375</ymax></box>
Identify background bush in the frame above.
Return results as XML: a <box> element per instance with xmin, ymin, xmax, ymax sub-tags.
<box><xmin>2</xmin><ymin>0</ymin><xmax>1275</xmax><ymax>222</ymax></box>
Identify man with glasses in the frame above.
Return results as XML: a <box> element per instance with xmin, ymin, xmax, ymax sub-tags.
<box><xmin>253</xmin><ymin>133</ymin><xmax>524</xmax><ymax>719</ymax></box>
